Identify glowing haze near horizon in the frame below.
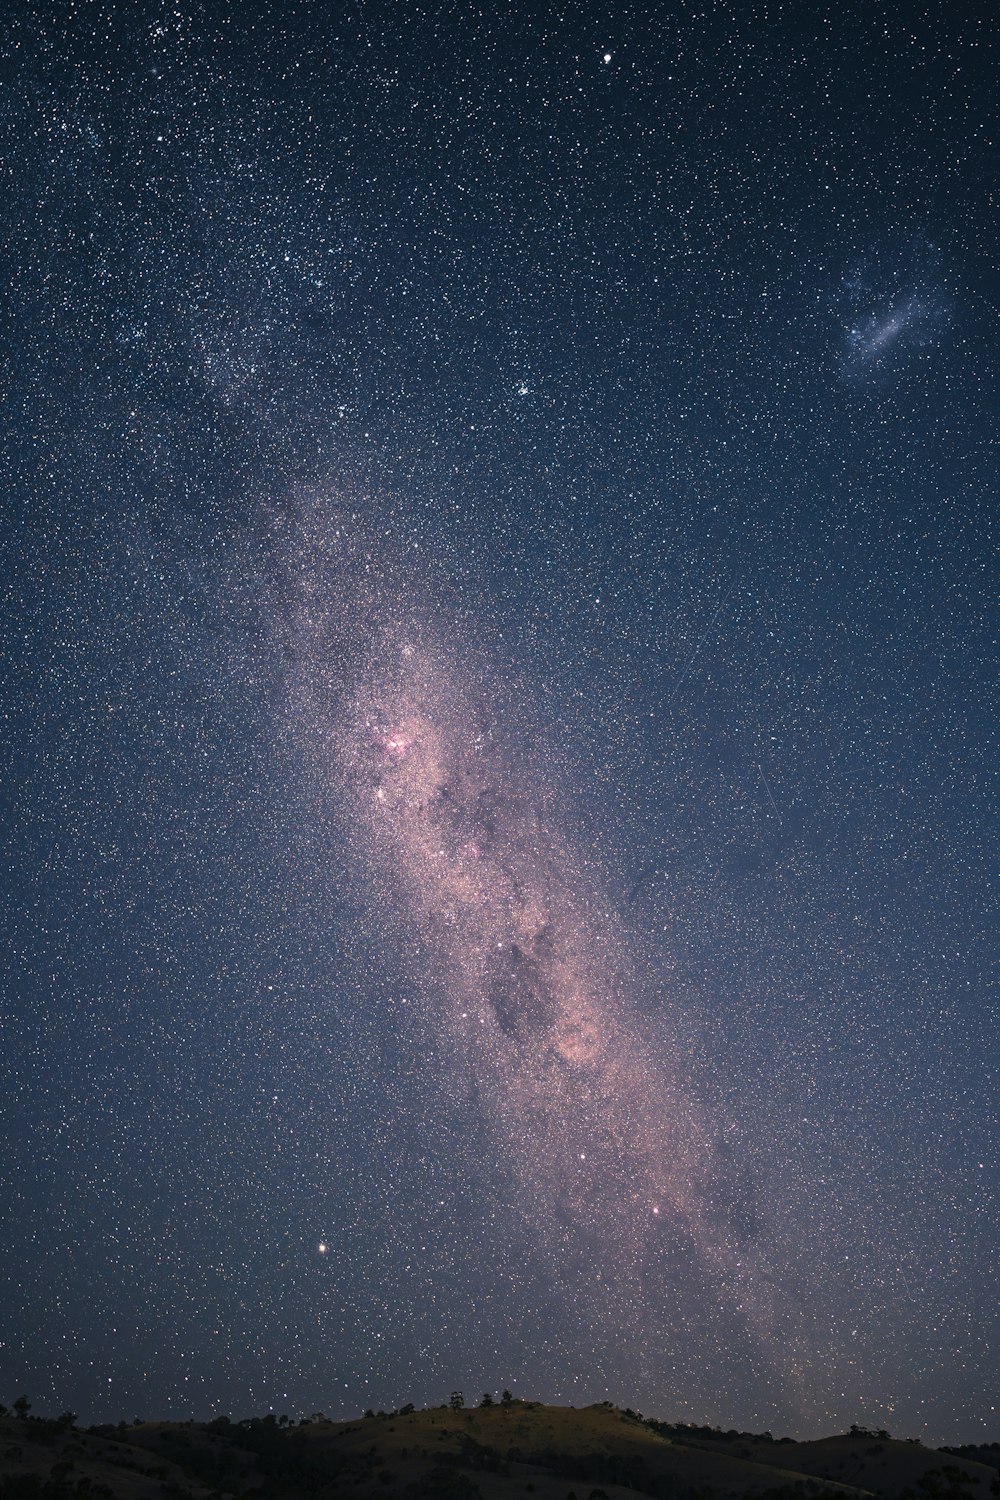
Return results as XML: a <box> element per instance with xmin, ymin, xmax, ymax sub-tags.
<box><xmin>2</xmin><ymin>0</ymin><xmax>997</xmax><ymax>1447</ymax></box>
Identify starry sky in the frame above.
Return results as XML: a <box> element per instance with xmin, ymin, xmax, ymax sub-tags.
<box><xmin>2</xmin><ymin>0</ymin><xmax>997</xmax><ymax>1446</ymax></box>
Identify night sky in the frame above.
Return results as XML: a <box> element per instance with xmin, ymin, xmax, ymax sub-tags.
<box><xmin>2</xmin><ymin>0</ymin><xmax>997</xmax><ymax>1446</ymax></box>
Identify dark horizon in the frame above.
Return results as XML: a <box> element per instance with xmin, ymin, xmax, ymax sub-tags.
<box><xmin>2</xmin><ymin>1394</ymin><xmax>997</xmax><ymax>1453</ymax></box>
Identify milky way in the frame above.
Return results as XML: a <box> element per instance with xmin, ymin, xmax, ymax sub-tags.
<box><xmin>279</xmin><ymin>511</ymin><xmax>803</xmax><ymax>1405</ymax></box>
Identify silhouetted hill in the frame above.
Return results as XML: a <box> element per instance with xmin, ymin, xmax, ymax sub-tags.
<box><xmin>1</xmin><ymin>1400</ymin><xmax>997</xmax><ymax>1500</ymax></box>
<box><xmin>939</xmin><ymin>1449</ymin><xmax>1000</xmax><ymax>1475</ymax></box>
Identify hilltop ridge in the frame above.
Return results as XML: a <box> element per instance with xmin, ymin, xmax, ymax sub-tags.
<box><xmin>1</xmin><ymin>1398</ymin><xmax>997</xmax><ymax>1500</ymax></box>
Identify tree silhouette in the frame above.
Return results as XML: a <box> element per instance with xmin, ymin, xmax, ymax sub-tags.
<box><xmin>449</xmin><ymin>1391</ymin><xmax>465</xmax><ymax>1411</ymax></box>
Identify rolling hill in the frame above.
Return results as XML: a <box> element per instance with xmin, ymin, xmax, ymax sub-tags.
<box><xmin>1</xmin><ymin>1399</ymin><xmax>997</xmax><ymax>1500</ymax></box>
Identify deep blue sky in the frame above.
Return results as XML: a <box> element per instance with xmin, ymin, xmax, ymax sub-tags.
<box><xmin>1</xmin><ymin>0</ymin><xmax>996</xmax><ymax>1443</ymax></box>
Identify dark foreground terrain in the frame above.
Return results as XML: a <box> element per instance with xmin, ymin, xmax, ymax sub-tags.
<box><xmin>2</xmin><ymin>1399</ymin><xmax>998</xmax><ymax>1500</ymax></box>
